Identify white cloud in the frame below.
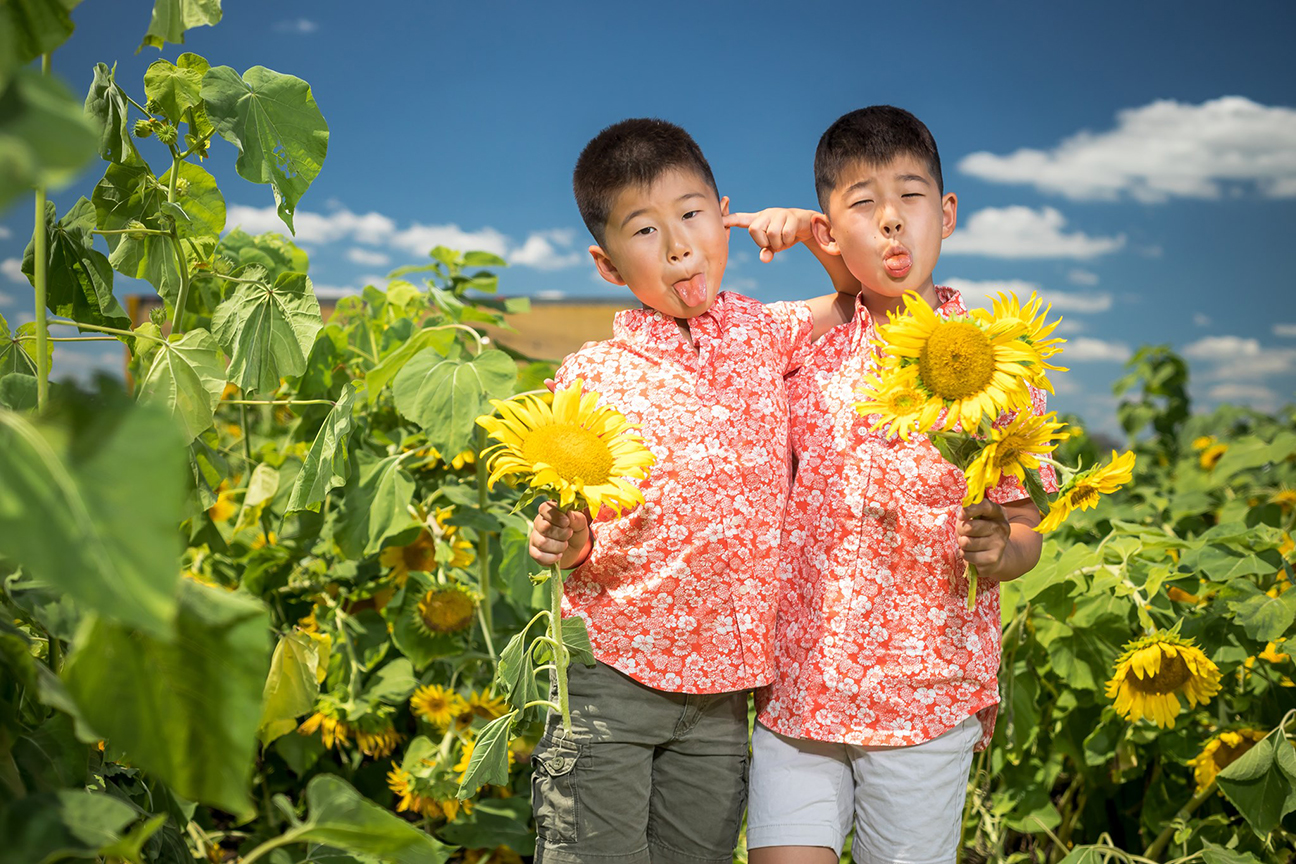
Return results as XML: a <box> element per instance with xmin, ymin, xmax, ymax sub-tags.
<box><xmin>226</xmin><ymin>205</ymin><xmax>397</xmax><ymax>246</ymax></box>
<box><xmin>346</xmin><ymin>247</ymin><xmax>390</xmax><ymax>267</ymax></box>
<box><xmin>1067</xmin><ymin>268</ymin><xmax>1099</xmax><ymax>286</ymax></box>
<box><xmin>1183</xmin><ymin>335</ymin><xmax>1262</xmax><ymax>360</ymax></box>
<box><xmin>273</xmin><ymin>18</ymin><xmax>318</xmax><ymax>33</ymax></box>
<box><xmin>0</xmin><ymin>226</ymin><xmax>11</xmax><ymax>239</ymax></box>
<box><xmin>1275</xmin><ymin>323</ymin><xmax>1296</xmax><ymax>337</ymax></box>
<box><xmin>3</xmin><ymin>257</ymin><xmax>26</xmax><ymax>284</ymax></box>
<box><xmin>310</xmin><ymin>284</ymin><xmax>358</xmax><ymax>299</ymax></box>
<box><xmin>1206</xmin><ymin>383</ymin><xmax>1280</xmax><ymax>410</ymax></box>
<box><xmin>1065</xmin><ymin>338</ymin><xmax>1132</xmax><ymax>362</ymax></box>
<box><xmin>49</xmin><ymin>348</ymin><xmax>125</xmax><ymax>384</ymax></box>
<box><xmin>509</xmin><ymin>229</ymin><xmax>584</xmax><ymax>270</ymax></box>
<box><xmin>941</xmin><ymin>277</ymin><xmax>1113</xmax><ymax>313</ymax></box>
<box><xmin>389</xmin><ymin>222</ymin><xmax>509</xmax><ymax>258</ymax></box>
<box><xmin>942</xmin><ymin>207</ymin><xmax>1125</xmax><ymax>259</ymax></box>
<box><xmin>1184</xmin><ymin>335</ymin><xmax>1296</xmax><ymax>383</ymax></box>
<box><xmin>536</xmin><ymin>290</ymin><xmax>567</xmax><ymax>300</ymax></box>
<box><xmin>1193</xmin><ymin>313</ymin><xmax>1212</xmax><ymax>327</ymax></box>
<box><xmin>959</xmin><ymin>96</ymin><xmax>1296</xmax><ymax>202</ymax></box>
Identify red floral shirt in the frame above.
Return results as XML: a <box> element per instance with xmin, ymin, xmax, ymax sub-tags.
<box><xmin>756</xmin><ymin>286</ymin><xmax>1057</xmax><ymax>749</ymax></box>
<box><xmin>554</xmin><ymin>291</ymin><xmax>814</xmax><ymax>694</ymax></box>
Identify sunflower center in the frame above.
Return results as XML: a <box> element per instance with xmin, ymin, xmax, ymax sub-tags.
<box><xmin>994</xmin><ymin>438</ymin><xmax>1026</xmax><ymax>470</ymax></box>
<box><xmin>521</xmin><ymin>423</ymin><xmax>614</xmax><ymax>485</ymax></box>
<box><xmin>1129</xmin><ymin>652</ymin><xmax>1191</xmax><ymax>694</ymax></box>
<box><xmin>418</xmin><ymin>589</ymin><xmax>475</xmax><ymax>633</ymax></box>
<box><xmin>1069</xmin><ymin>484</ymin><xmax>1099</xmax><ymax>509</ymax></box>
<box><xmin>917</xmin><ymin>321</ymin><xmax>996</xmax><ymax>401</ymax></box>
<box><xmin>1212</xmin><ymin>740</ymin><xmax>1253</xmax><ymax>770</ymax></box>
<box><xmin>886</xmin><ymin>389</ymin><xmax>923</xmax><ymax>415</ymax></box>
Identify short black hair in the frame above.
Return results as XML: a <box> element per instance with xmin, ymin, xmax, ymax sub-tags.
<box><xmin>814</xmin><ymin>106</ymin><xmax>943</xmax><ymax>209</ymax></box>
<box><xmin>573</xmin><ymin>118</ymin><xmax>719</xmax><ymax>246</ymax></box>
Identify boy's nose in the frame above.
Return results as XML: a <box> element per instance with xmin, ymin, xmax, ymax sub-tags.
<box><xmin>881</xmin><ymin>216</ymin><xmax>903</xmax><ymax>235</ymax></box>
<box><xmin>668</xmin><ymin>243</ymin><xmax>692</xmax><ymax>262</ymax></box>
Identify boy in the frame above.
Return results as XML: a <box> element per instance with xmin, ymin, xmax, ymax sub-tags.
<box><xmin>526</xmin><ymin>118</ymin><xmax>855</xmax><ymax>863</ymax></box>
<box><xmin>746</xmin><ymin>106</ymin><xmax>1058</xmax><ymax>864</ymax></box>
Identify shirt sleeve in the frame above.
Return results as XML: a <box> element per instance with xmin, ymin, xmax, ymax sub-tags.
<box><xmin>986</xmin><ymin>384</ymin><xmax>1061</xmax><ymax>504</ymax></box>
<box><xmin>764</xmin><ymin>300</ymin><xmax>815</xmax><ymax>375</ymax></box>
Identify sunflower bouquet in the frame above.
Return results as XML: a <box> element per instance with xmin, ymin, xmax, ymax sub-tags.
<box><xmin>855</xmin><ymin>290</ymin><xmax>1136</xmax><ymax>608</ymax></box>
<box><xmin>454</xmin><ymin>380</ymin><xmax>654</xmax><ymax>798</ymax></box>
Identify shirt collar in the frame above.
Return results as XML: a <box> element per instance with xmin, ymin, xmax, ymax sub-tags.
<box><xmin>848</xmin><ymin>285</ymin><xmax>965</xmax><ymax>353</ymax></box>
<box><xmin>613</xmin><ymin>291</ymin><xmax>728</xmax><ymax>352</ymax></box>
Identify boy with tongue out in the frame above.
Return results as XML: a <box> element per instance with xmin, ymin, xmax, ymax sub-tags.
<box><xmin>746</xmin><ymin>106</ymin><xmax>1057</xmax><ymax>863</ymax></box>
<box><xmin>523</xmin><ymin>117</ymin><xmax>857</xmax><ymax>863</ymax></box>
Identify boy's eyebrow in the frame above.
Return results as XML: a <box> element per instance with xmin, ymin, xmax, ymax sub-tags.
<box><xmin>896</xmin><ymin>173</ymin><xmax>931</xmax><ymax>185</ymax></box>
<box><xmin>619</xmin><ymin>192</ymin><xmax>709</xmax><ymax>229</ymax></box>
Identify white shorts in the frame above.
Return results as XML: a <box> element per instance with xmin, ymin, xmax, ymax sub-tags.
<box><xmin>746</xmin><ymin>716</ymin><xmax>981</xmax><ymax>864</ymax></box>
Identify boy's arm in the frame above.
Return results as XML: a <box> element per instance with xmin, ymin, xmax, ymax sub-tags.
<box><xmin>726</xmin><ymin>208</ymin><xmax>858</xmax><ymax>339</ymax></box>
<box><xmin>956</xmin><ymin>498</ymin><xmax>1043</xmax><ymax>583</ymax></box>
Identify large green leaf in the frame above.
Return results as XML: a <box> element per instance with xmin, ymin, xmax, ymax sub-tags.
<box><xmin>211</xmin><ymin>271</ymin><xmax>322</xmax><ymax>393</ymax></box>
<box><xmin>496</xmin><ymin>629</ymin><xmax>541</xmax><ymax>714</ymax></box>
<box><xmin>21</xmin><ymin>198</ymin><xmax>129</xmax><ymax>331</ymax></box>
<box><xmin>137</xmin><ymin>327</ymin><xmax>225</xmax><ymax>442</ymax></box>
<box><xmin>201</xmin><ymin>65</ymin><xmax>328</xmax><ymax>233</ymax></box>
<box><xmin>266</xmin><ymin>775</ymin><xmax>450</xmax><ymax>864</ymax></box>
<box><xmin>83</xmin><ymin>62</ymin><xmax>139</xmax><ymax>165</ymax></box>
<box><xmin>0</xmin><ymin>312</ymin><xmax>45</xmax><ymax>376</ymax></box>
<box><xmin>363</xmin><ymin>326</ymin><xmax>455</xmax><ymax>405</ymax></box>
<box><xmin>1219</xmin><ymin>579</ymin><xmax>1296</xmax><ymax>642</ymax></box>
<box><xmin>0</xmin><ymin>69</ymin><xmax>97</xmax><ymax>208</ymax></box>
<box><xmin>0</xmin><ymin>789</ymin><xmax>136</xmax><ymax>864</ymax></box>
<box><xmin>1215</xmin><ymin>727</ymin><xmax>1296</xmax><ymax>838</ymax></box>
<box><xmin>286</xmin><ymin>382</ymin><xmax>356</xmax><ymax>513</ymax></box>
<box><xmin>456</xmin><ymin>711</ymin><xmax>515</xmax><ymax>799</ymax></box>
<box><xmin>258</xmin><ymin>630</ymin><xmax>323</xmax><ymax>746</ymax></box>
<box><xmin>0</xmin><ymin>401</ymin><xmax>183</xmax><ymax>638</ymax></box>
<box><xmin>0</xmin><ymin>0</ymin><xmax>80</xmax><ymax>89</ymax></box>
<box><xmin>392</xmin><ymin>346</ymin><xmax>517</xmax><ymax>456</ymax></box>
<box><xmin>437</xmin><ymin>798</ymin><xmax>534</xmax><ymax>856</ymax></box>
<box><xmin>63</xmin><ymin>579</ymin><xmax>270</xmax><ymax>819</ymax></box>
<box><xmin>137</xmin><ymin>0</ymin><xmax>222</xmax><ymax>53</ymax></box>
<box><xmin>142</xmin><ymin>52</ymin><xmax>208</xmax><ymax>125</ymax></box>
<box><xmin>335</xmin><ymin>450</ymin><xmax>417</xmax><ymax>559</ymax></box>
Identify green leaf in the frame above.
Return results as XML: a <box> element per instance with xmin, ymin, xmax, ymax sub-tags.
<box><xmin>335</xmin><ymin>451</ymin><xmax>417</xmax><ymax>559</ymax></box>
<box><xmin>1033</xmin><ymin>618</ymin><xmax>1116</xmax><ymax>691</ymax></box>
<box><xmin>137</xmin><ymin>0</ymin><xmax>222</xmax><ymax>53</ymax></box>
<box><xmin>83</xmin><ymin>62</ymin><xmax>140</xmax><ymax>166</ymax></box>
<box><xmin>0</xmin><ymin>313</ymin><xmax>45</xmax><ymax>376</ymax></box>
<box><xmin>363</xmin><ymin>326</ymin><xmax>455</xmax><ymax>405</ymax></box>
<box><xmin>1215</xmin><ymin>727</ymin><xmax>1296</xmax><ymax>838</ymax></box>
<box><xmin>455</xmin><ymin>711</ymin><xmax>516</xmax><ymax>799</ymax></box>
<box><xmin>0</xmin><ymin>0</ymin><xmax>79</xmax><ymax>88</ymax></box>
<box><xmin>286</xmin><ymin>382</ymin><xmax>357</xmax><ymax>512</ymax></box>
<box><xmin>143</xmin><ymin>53</ymin><xmax>208</xmax><ymax>125</ymax></box>
<box><xmin>462</xmin><ymin>251</ymin><xmax>509</xmax><ymax>268</ymax></box>
<box><xmin>0</xmin><ymin>401</ymin><xmax>183</xmax><ymax>638</ymax></box>
<box><xmin>274</xmin><ymin>774</ymin><xmax>450</xmax><ymax>864</ymax></box>
<box><xmin>201</xmin><ymin>65</ymin><xmax>328</xmax><ymax>233</ymax></box>
<box><xmin>1054</xmin><ymin>848</ymin><xmax>1108</xmax><ymax>864</ymax></box>
<box><xmin>234</xmin><ymin>461</ymin><xmax>279</xmax><ymax>533</ymax></box>
<box><xmin>137</xmin><ymin>328</ymin><xmax>224</xmax><ymax>442</ymax></box>
<box><xmin>0</xmin><ymin>789</ymin><xmax>136</xmax><ymax>864</ymax></box>
<box><xmin>436</xmin><ymin>798</ymin><xmax>534</xmax><ymax>856</ymax></box>
<box><xmin>359</xmin><ymin>657</ymin><xmax>417</xmax><ymax>707</ymax></box>
<box><xmin>22</xmin><ymin>198</ymin><xmax>129</xmax><ymax>331</ymax></box>
<box><xmin>392</xmin><ymin>347</ymin><xmax>517</xmax><ymax>456</ymax></box>
<box><xmin>386</xmin><ymin>574</ymin><xmax>461</xmax><ymax>669</ymax></box>
<box><xmin>560</xmin><ymin>614</ymin><xmax>596</xmax><ymax>667</ymax></box>
<box><xmin>1199</xmin><ymin>842</ymin><xmax>1265</xmax><ymax>864</ymax></box>
<box><xmin>258</xmin><ymin>631</ymin><xmax>323</xmax><ymax>745</ymax></box>
<box><xmin>63</xmin><ymin>579</ymin><xmax>270</xmax><ymax>819</ymax></box>
<box><xmin>496</xmin><ymin>630</ymin><xmax>540</xmax><ymax>714</ymax></box>
<box><xmin>0</xmin><ymin>372</ymin><xmax>39</xmax><ymax>409</ymax></box>
<box><xmin>1219</xmin><ymin>579</ymin><xmax>1296</xmax><ymax>642</ymax></box>
<box><xmin>211</xmin><ymin>271</ymin><xmax>322</xmax><ymax>393</ymax></box>
<box><xmin>0</xmin><ymin>69</ymin><xmax>98</xmax><ymax>208</ymax></box>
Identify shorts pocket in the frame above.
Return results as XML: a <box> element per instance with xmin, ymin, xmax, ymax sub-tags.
<box><xmin>531</xmin><ymin>735</ymin><xmax>581</xmax><ymax>843</ymax></box>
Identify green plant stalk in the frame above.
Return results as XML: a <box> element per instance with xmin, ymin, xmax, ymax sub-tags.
<box><xmin>48</xmin><ymin>318</ymin><xmax>164</xmax><ymax>343</ymax></box>
<box><xmin>164</xmin><ymin>148</ymin><xmax>194</xmax><ymax>334</ymax></box>
<box><xmin>549</xmin><ymin>562</ymin><xmax>571</xmax><ymax>732</ymax></box>
<box><xmin>31</xmin><ymin>54</ymin><xmax>53</xmax><ymax>410</ymax></box>
<box><xmin>476</xmin><ymin>426</ymin><xmax>493</xmax><ymax>644</ymax></box>
<box><xmin>1143</xmin><ymin>781</ymin><xmax>1215</xmax><ymax>861</ymax></box>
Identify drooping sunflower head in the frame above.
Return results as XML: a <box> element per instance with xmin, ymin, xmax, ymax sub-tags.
<box><xmin>432</xmin><ymin>506</ymin><xmax>476</xmax><ymax>569</ymax></box>
<box><xmin>1105</xmin><ymin>630</ymin><xmax>1221</xmax><ymax>728</ymax></box>
<box><xmin>1199</xmin><ymin>442</ymin><xmax>1228</xmax><ymax>471</ymax></box>
<box><xmin>410</xmin><ymin>684</ymin><xmax>467</xmax><ymax>728</ymax></box>
<box><xmin>466</xmin><ymin>688</ymin><xmax>509</xmax><ymax>721</ymax></box>
<box><xmin>386</xmin><ymin>763</ymin><xmax>444</xmax><ymax>819</ymax></box>
<box><xmin>1187</xmin><ymin>729</ymin><xmax>1268</xmax><ymax>793</ymax></box>
<box><xmin>875</xmin><ymin>292</ymin><xmax>1040</xmax><ymax>433</ymax></box>
<box><xmin>1036</xmin><ymin>449</ymin><xmax>1136</xmax><ymax>533</ymax></box>
<box><xmin>379</xmin><ymin>532</ymin><xmax>439</xmax><ymax>583</ymax></box>
<box><xmin>962</xmin><ymin>411</ymin><xmax>1069</xmax><ymax>506</ymax></box>
<box><xmin>416</xmin><ymin>584</ymin><xmax>478</xmax><ymax>635</ymax></box>
<box><xmin>477</xmin><ymin>380</ymin><xmax>655</xmax><ymax>516</ymax></box>
<box><xmin>854</xmin><ymin>367</ymin><xmax>944</xmax><ymax>441</ymax></box>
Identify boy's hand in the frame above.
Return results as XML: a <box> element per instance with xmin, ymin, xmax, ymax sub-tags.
<box><xmin>956</xmin><ymin>500</ymin><xmax>1012</xmax><ymax>574</ymax></box>
<box><xmin>530</xmin><ymin>501</ymin><xmax>592</xmax><ymax>569</ymax></box>
<box><xmin>725</xmin><ymin>208</ymin><xmax>818</xmax><ymax>263</ymax></box>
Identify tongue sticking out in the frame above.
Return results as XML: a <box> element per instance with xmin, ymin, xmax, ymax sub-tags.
<box><xmin>674</xmin><ymin>273</ymin><xmax>708</xmax><ymax>306</ymax></box>
<box><xmin>884</xmin><ymin>253</ymin><xmax>912</xmax><ymax>278</ymax></box>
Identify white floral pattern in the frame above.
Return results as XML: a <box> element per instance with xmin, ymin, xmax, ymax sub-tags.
<box><xmin>757</xmin><ymin>286</ymin><xmax>1058</xmax><ymax>750</ymax></box>
<box><xmin>555</xmin><ymin>291</ymin><xmax>814</xmax><ymax>694</ymax></box>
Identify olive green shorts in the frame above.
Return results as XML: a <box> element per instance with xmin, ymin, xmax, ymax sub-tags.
<box><xmin>532</xmin><ymin>659</ymin><xmax>750</xmax><ymax>864</ymax></box>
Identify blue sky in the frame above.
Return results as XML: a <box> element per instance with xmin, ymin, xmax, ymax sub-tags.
<box><xmin>2</xmin><ymin>1</ymin><xmax>1294</xmax><ymax>434</ymax></box>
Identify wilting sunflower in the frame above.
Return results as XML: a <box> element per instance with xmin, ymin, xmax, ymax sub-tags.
<box><xmin>411</xmin><ymin>684</ymin><xmax>467</xmax><ymax>728</ymax></box>
<box><xmin>380</xmin><ymin>507</ymin><xmax>475</xmax><ymax>583</ymax></box>
<box><xmin>1105</xmin><ymin>630</ymin><xmax>1221</xmax><ymax>728</ymax></box>
<box><xmin>873</xmin><ymin>291</ymin><xmax>1040</xmax><ymax>433</ymax></box>
<box><xmin>415</xmin><ymin>583</ymin><xmax>478</xmax><ymax>635</ymax></box>
<box><xmin>1187</xmin><ymin>729</ymin><xmax>1268</xmax><ymax>793</ymax></box>
<box><xmin>387</xmin><ymin>764</ymin><xmax>443</xmax><ymax>819</ymax></box>
<box><xmin>1036</xmin><ymin>450</ymin><xmax>1136</xmax><ymax>533</ymax></box>
<box><xmin>466</xmin><ymin>689</ymin><xmax>509</xmax><ymax>721</ymax></box>
<box><xmin>1199</xmin><ymin>442</ymin><xmax>1228</xmax><ymax>471</ymax></box>
<box><xmin>962</xmin><ymin>411</ymin><xmax>1070</xmax><ymax>506</ymax></box>
<box><xmin>298</xmin><ymin>710</ymin><xmax>349</xmax><ymax>749</ymax></box>
<box><xmin>478</xmin><ymin>380</ymin><xmax>655</xmax><ymax>515</ymax></box>
<box><xmin>355</xmin><ymin>722</ymin><xmax>403</xmax><ymax>758</ymax></box>
<box><xmin>972</xmin><ymin>291</ymin><xmax>1067</xmax><ymax>392</ymax></box>
<box><xmin>855</xmin><ymin>367</ymin><xmax>943</xmax><ymax>441</ymax></box>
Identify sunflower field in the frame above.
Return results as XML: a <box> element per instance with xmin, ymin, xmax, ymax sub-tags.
<box><xmin>1</xmin><ymin>4</ymin><xmax>1294</xmax><ymax>864</ymax></box>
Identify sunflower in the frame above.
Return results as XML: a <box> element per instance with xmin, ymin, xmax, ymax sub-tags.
<box><xmin>1105</xmin><ymin>630</ymin><xmax>1221</xmax><ymax>728</ymax></box>
<box><xmin>386</xmin><ymin>764</ymin><xmax>443</xmax><ymax>819</ymax></box>
<box><xmin>410</xmin><ymin>684</ymin><xmax>466</xmax><ymax>728</ymax></box>
<box><xmin>466</xmin><ymin>689</ymin><xmax>509</xmax><ymax>721</ymax></box>
<box><xmin>440</xmin><ymin>796</ymin><xmax>473</xmax><ymax>822</ymax></box>
<box><xmin>1272</xmin><ymin>488</ymin><xmax>1296</xmax><ymax>513</ymax></box>
<box><xmin>973</xmin><ymin>291</ymin><xmax>1067</xmax><ymax>391</ymax></box>
<box><xmin>962</xmin><ymin>411</ymin><xmax>1069</xmax><ymax>506</ymax></box>
<box><xmin>1191</xmin><ymin>435</ymin><xmax>1216</xmax><ymax>451</ymax></box>
<box><xmin>415</xmin><ymin>584</ymin><xmax>478</xmax><ymax>635</ymax></box>
<box><xmin>207</xmin><ymin>479</ymin><xmax>239</xmax><ymax>522</ymax></box>
<box><xmin>1200</xmin><ymin>442</ymin><xmax>1228</xmax><ymax>471</ymax></box>
<box><xmin>854</xmin><ymin>367</ymin><xmax>943</xmax><ymax>441</ymax></box>
<box><xmin>1187</xmin><ymin>729</ymin><xmax>1268</xmax><ymax>793</ymax></box>
<box><xmin>379</xmin><ymin>532</ymin><xmax>439</xmax><ymax>583</ymax></box>
<box><xmin>874</xmin><ymin>291</ymin><xmax>1040</xmax><ymax>433</ymax></box>
<box><xmin>1036</xmin><ymin>450</ymin><xmax>1136</xmax><ymax>533</ymax></box>
<box><xmin>433</xmin><ymin>506</ymin><xmax>476</xmax><ymax>569</ymax></box>
<box><xmin>298</xmin><ymin>711</ymin><xmax>349</xmax><ymax>749</ymax></box>
<box><xmin>478</xmin><ymin>380</ymin><xmax>655</xmax><ymax>515</ymax></box>
<box><xmin>355</xmin><ymin>723</ymin><xmax>403</xmax><ymax>758</ymax></box>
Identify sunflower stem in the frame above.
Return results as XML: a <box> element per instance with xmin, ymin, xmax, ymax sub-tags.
<box><xmin>1143</xmin><ymin>781</ymin><xmax>1215</xmax><ymax>860</ymax></box>
<box><xmin>549</xmin><ymin>562</ymin><xmax>572</xmax><ymax>732</ymax></box>
<box><xmin>476</xmin><ymin>426</ymin><xmax>495</xmax><ymax>657</ymax></box>
<box><xmin>966</xmin><ymin>564</ymin><xmax>978</xmax><ymax>610</ymax></box>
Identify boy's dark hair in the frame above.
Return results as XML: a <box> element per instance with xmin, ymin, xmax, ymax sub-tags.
<box><xmin>814</xmin><ymin>106</ymin><xmax>943</xmax><ymax>209</ymax></box>
<box><xmin>574</xmin><ymin>118</ymin><xmax>719</xmax><ymax>246</ymax></box>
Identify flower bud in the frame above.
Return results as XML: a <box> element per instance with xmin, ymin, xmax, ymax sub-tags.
<box><xmin>133</xmin><ymin>119</ymin><xmax>154</xmax><ymax>139</ymax></box>
<box><xmin>155</xmin><ymin>124</ymin><xmax>177</xmax><ymax>145</ymax></box>
<box><xmin>126</xmin><ymin>219</ymin><xmax>148</xmax><ymax>241</ymax></box>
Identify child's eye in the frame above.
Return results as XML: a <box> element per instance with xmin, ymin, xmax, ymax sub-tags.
<box><xmin>682</xmin><ymin>210</ymin><xmax>701</xmax><ymax>219</ymax></box>
<box><xmin>634</xmin><ymin>226</ymin><xmax>656</xmax><ymax>236</ymax></box>
<box><xmin>850</xmin><ymin>199</ymin><xmax>874</xmax><ymax>208</ymax></box>
<box><xmin>902</xmin><ymin>193</ymin><xmax>924</xmax><ymax>199</ymax></box>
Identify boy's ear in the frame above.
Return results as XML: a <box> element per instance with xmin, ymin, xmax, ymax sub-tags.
<box><xmin>941</xmin><ymin>192</ymin><xmax>958</xmax><ymax>239</ymax></box>
<box><xmin>810</xmin><ymin>212</ymin><xmax>840</xmax><ymax>256</ymax></box>
<box><xmin>589</xmin><ymin>245</ymin><xmax>626</xmax><ymax>286</ymax></box>
<box><xmin>720</xmin><ymin>195</ymin><xmax>730</xmax><ymax>223</ymax></box>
